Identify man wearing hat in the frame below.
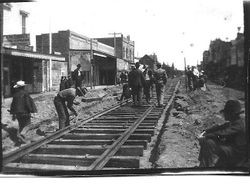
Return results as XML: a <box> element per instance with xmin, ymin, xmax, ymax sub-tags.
<box><xmin>153</xmin><ymin>62</ymin><xmax>167</xmax><ymax>107</ymax></box>
<box><xmin>198</xmin><ymin>100</ymin><xmax>247</xmax><ymax>167</ymax></box>
<box><xmin>10</xmin><ymin>80</ymin><xmax>37</xmax><ymax>136</ymax></box>
<box><xmin>72</xmin><ymin>64</ymin><xmax>84</xmax><ymax>88</ymax></box>
<box><xmin>128</xmin><ymin>62</ymin><xmax>145</xmax><ymax>106</ymax></box>
<box><xmin>54</xmin><ymin>86</ymin><xmax>87</xmax><ymax>129</ymax></box>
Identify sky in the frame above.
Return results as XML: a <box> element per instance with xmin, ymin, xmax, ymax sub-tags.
<box><xmin>18</xmin><ymin>0</ymin><xmax>244</xmax><ymax>70</ymax></box>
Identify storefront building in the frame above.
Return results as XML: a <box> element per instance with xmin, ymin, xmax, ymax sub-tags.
<box><xmin>3</xmin><ymin>46</ymin><xmax>65</xmax><ymax>97</ymax></box>
<box><xmin>36</xmin><ymin>30</ymin><xmax>116</xmax><ymax>86</ymax></box>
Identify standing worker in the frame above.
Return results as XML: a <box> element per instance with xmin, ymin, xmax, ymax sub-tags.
<box><xmin>154</xmin><ymin>62</ymin><xmax>167</xmax><ymax>107</ymax></box>
<box><xmin>198</xmin><ymin>100</ymin><xmax>247</xmax><ymax>167</ymax></box>
<box><xmin>54</xmin><ymin>87</ymin><xmax>86</xmax><ymax>129</ymax></box>
<box><xmin>186</xmin><ymin>65</ymin><xmax>193</xmax><ymax>91</ymax></box>
<box><xmin>72</xmin><ymin>64</ymin><xmax>84</xmax><ymax>88</ymax></box>
<box><xmin>128</xmin><ymin>62</ymin><xmax>145</xmax><ymax>107</ymax></box>
<box><xmin>143</xmin><ymin>65</ymin><xmax>152</xmax><ymax>103</ymax></box>
<box><xmin>9</xmin><ymin>80</ymin><xmax>37</xmax><ymax>137</ymax></box>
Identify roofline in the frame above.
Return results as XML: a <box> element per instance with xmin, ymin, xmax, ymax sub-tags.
<box><xmin>3</xmin><ymin>47</ymin><xmax>65</xmax><ymax>61</ymax></box>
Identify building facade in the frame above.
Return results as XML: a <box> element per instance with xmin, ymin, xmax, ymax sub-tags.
<box><xmin>138</xmin><ymin>54</ymin><xmax>156</xmax><ymax>70</ymax></box>
<box><xmin>36</xmin><ymin>30</ymin><xmax>117</xmax><ymax>86</ymax></box>
<box><xmin>2</xmin><ymin>3</ymin><xmax>66</xmax><ymax>97</ymax></box>
<box><xmin>95</xmin><ymin>34</ymin><xmax>134</xmax><ymax>72</ymax></box>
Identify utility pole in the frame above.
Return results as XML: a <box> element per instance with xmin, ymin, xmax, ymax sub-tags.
<box><xmin>184</xmin><ymin>57</ymin><xmax>187</xmax><ymax>92</ymax></box>
<box><xmin>1</xmin><ymin>4</ymin><xmax>4</xmax><ymax>103</ymax></box>
<box><xmin>90</xmin><ymin>38</ymin><xmax>94</xmax><ymax>89</ymax></box>
<box><xmin>108</xmin><ymin>32</ymin><xmax>122</xmax><ymax>86</ymax></box>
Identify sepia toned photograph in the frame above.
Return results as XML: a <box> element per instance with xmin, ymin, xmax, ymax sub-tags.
<box><xmin>0</xmin><ymin>0</ymin><xmax>249</xmax><ymax>176</ymax></box>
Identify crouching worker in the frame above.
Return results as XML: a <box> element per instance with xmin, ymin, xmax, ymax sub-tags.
<box><xmin>120</xmin><ymin>83</ymin><xmax>131</xmax><ymax>102</ymax></box>
<box><xmin>54</xmin><ymin>87</ymin><xmax>87</xmax><ymax>129</ymax></box>
<box><xmin>198</xmin><ymin>100</ymin><xmax>247</xmax><ymax>167</ymax></box>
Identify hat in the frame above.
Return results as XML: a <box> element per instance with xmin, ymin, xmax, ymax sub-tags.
<box><xmin>220</xmin><ymin>100</ymin><xmax>243</xmax><ymax>115</ymax></box>
<box><xmin>13</xmin><ymin>80</ymin><xmax>26</xmax><ymax>88</ymax></box>
<box><xmin>156</xmin><ymin>62</ymin><xmax>162</xmax><ymax>68</ymax></box>
<box><xmin>135</xmin><ymin>62</ymin><xmax>140</xmax><ymax>68</ymax></box>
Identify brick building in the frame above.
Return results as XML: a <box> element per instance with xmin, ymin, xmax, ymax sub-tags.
<box><xmin>138</xmin><ymin>54</ymin><xmax>156</xmax><ymax>70</ymax></box>
<box><xmin>95</xmin><ymin>34</ymin><xmax>134</xmax><ymax>72</ymax></box>
<box><xmin>36</xmin><ymin>30</ymin><xmax>117</xmax><ymax>86</ymax></box>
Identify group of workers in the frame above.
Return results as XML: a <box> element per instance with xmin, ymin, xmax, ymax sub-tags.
<box><xmin>186</xmin><ymin>65</ymin><xmax>207</xmax><ymax>91</ymax></box>
<box><xmin>120</xmin><ymin>62</ymin><xmax>167</xmax><ymax>107</ymax></box>
<box><xmin>8</xmin><ymin>63</ymin><xmax>247</xmax><ymax>167</ymax></box>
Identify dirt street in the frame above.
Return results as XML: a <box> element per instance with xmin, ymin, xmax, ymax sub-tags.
<box><xmin>1</xmin><ymin>81</ymin><xmax>245</xmax><ymax>169</ymax></box>
<box><xmin>1</xmin><ymin>86</ymin><xmax>122</xmax><ymax>154</ymax></box>
<box><xmin>155</xmin><ymin>81</ymin><xmax>245</xmax><ymax>168</ymax></box>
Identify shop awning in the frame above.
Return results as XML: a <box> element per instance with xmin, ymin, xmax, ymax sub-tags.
<box><xmin>2</xmin><ymin>47</ymin><xmax>65</xmax><ymax>61</ymax></box>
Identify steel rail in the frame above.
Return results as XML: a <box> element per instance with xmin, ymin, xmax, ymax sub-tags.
<box><xmin>88</xmin><ymin>80</ymin><xmax>180</xmax><ymax>170</ymax></box>
<box><xmin>88</xmin><ymin>106</ymin><xmax>154</xmax><ymax>170</ymax></box>
<box><xmin>2</xmin><ymin>98</ymin><xmax>131</xmax><ymax>166</ymax></box>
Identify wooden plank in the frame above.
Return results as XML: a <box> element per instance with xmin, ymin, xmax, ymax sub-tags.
<box><xmin>50</xmin><ymin>139</ymin><xmax>113</xmax><ymax>146</ymax></box>
<box><xmin>62</xmin><ymin>133</ymin><xmax>120</xmax><ymax>140</ymax></box>
<box><xmin>50</xmin><ymin>139</ymin><xmax>148</xmax><ymax>149</ymax></box>
<box><xmin>3</xmin><ymin>163</ymin><xmax>88</xmax><ymax>172</ymax></box>
<box><xmin>71</xmin><ymin>129</ymin><xmax>126</xmax><ymax>134</ymax></box>
<box><xmin>78</xmin><ymin>125</ymin><xmax>154</xmax><ymax>130</ymax></box>
<box><xmin>129</xmin><ymin>134</ymin><xmax>151</xmax><ymax>141</ymax></box>
<box><xmin>33</xmin><ymin>145</ymin><xmax>143</xmax><ymax>156</ymax></box>
<box><xmin>88</xmin><ymin>120</ymin><xmax>132</xmax><ymax>123</ymax></box>
<box><xmin>18</xmin><ymin>154</ymin><xmax>140</xmax><ymax>168</ymax></box>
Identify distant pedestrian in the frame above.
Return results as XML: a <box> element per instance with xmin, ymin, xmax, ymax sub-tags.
<box><xmin>186</xmin><ymin>65</ymin><xmax>193</xmax><ymax>91</ymax></box>
<box><xmin>128</xmin><ymin>63</ymin><xmax>145</xmax><ymax>106</ymax></box>
<box><xmin>72</xmin><ymin>64</ymin><xmax>84</xmax><ymax>88</ymax></box>
<box><xmin>154</xmin><ymin>63</ymin><xmax>167</xmax><ymax>107</ymax></box>
<box><xmin>54</xmin><ymin>87</ymin><xmax>87</xmax><ymax>129</ymax></box>
<box><xmin>191</xmin><ymin>66</ymin><xmax>199</xmax><ymax>91</ymax></box>
<box><xmin>10</xmin><ymin>80</ymin><xmax>37</xmax><ymax>135</ymax></box>
<box><xmin>198</xmin><ymin>100</ymin><xmax>247</xmax><ymax>167</ymax></box>
<box><xmin>120</xmin><ymin>72</ymin><xmax>127</xmax><ymax>84</ymax></box>
<box><xmin>143</xmin><ymin>66</ymin><xmax>152</xmax><ymax>103</ymax></box>
<box><xmin>59</xmin><ymin>76</ymin><xmax>67</xmax><ymax>91</ymax></box>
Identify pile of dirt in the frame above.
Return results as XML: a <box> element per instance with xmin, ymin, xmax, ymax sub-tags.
<box><xmin>2</xmin><ymin>86</ymin><xmax>123</xmax><ymax>154</ymax></box>
<box><xmin>155</xmin><ymin>82</ymin><xmax>245</xmax><ymax>168</ymax></box>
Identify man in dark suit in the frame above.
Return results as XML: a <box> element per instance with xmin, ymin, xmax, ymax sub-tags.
<box><xmin>72</xmin><ymin>64</ymin><xmax>84</xmax><ymax>88</ymax></box>
<box><xmin>128</xmin><ymin>62</ymin><xmax>145</xmax><ymax>106</ymax></box>
<box><xmin>198</xmin><ymin>100</ymin><xmax>247</xmax><ymax>167</ymax></box>
<box><xmin>10</xmin><ymin>80</ymin><xmax>37</xmax><ymax>135</ymax></box>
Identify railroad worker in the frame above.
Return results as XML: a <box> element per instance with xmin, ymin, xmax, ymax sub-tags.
<box><xmin>186</xmin><ymin>65</ymin><xmax>193</xmax><ymax>91</ymax></box>
<box><xmin>191</xmin><ymin>66</ymin><xmax>199</xmax><ymax>91</ymax></box>
<box><xmin>128</xmin><ymin>62</ymin><xmax>145</xmax><ymax>106</ymax></box>
<box><xmin>153</xmin><ymin>62</ymin><xmax>167</xmax><ymax>107</ymax></box>
<box><xmin>10</xmin><ymin>80</ymin><xmax>37</xmax><ymax>135</ymax></box>
<box><xmin>119</xmin><ymin>83</ymin><xmax>131</xmax><ymax>102</ymax></box>
<box><xmin>120</xmin><ymin>72</ymin><xmax>127</xmax><ymax>85</ymax></box>
<box><xmin>54</xmin><ymin>87</ymin><xmax>87</xmax><ymax>129</ymax></box>
<box><xmin>72</xmin><ymin>64</ymin><xmax>84</xmax><ymax>88</ymax></box>
<box><xmin>143</xmin><ymin>65</ymin><xmax>152</xmax><ymax>103</ymax></box>
<box><xmin>198</xmin><ymin>100</ymin><xmax>247</xmax><ymax>167</ymax></box>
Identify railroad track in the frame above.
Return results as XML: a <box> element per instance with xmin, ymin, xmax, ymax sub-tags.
<box><xmin>2</xmin><ymin>79</ymin><xmax>180</xmax><ymax>173</ymax></box>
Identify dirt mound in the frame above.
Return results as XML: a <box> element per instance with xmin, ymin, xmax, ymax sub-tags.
<box><xmin>155</xmin><ymin>83</ymin><xmax>245</xmax><ymax>168</ymax></box>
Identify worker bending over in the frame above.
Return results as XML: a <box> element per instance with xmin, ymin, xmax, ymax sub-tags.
<box><xmin>54</xmin><ymin>87</ymin><xmax>87</xmax><ymax>129</ymax></box>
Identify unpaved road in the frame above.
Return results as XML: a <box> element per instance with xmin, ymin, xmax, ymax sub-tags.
<box><xmin>155</xmin><ymin>81</ymin><xmax>245</xmax><ymax>168</ymax></box>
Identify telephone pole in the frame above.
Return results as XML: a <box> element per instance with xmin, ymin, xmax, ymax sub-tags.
<box><xmin>108</xmin><ymin>32</ymin><xmax>122</xmax><ymax>85</ymax></box>
<box><xmin>1</xmin><ymin>4</ymin><xmax>4</xmax><ymax>102</ymax></box>
<box><xmin>108</xmin><ymin>32</ymin><xmax>122</xmax><ymax>57</ymax></box>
